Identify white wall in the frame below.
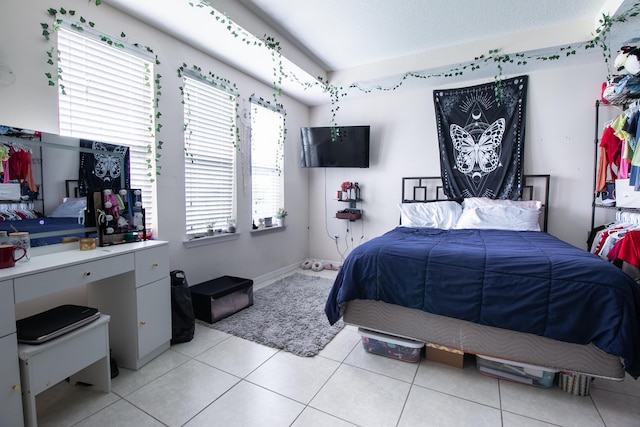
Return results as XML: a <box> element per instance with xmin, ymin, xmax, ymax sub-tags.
<box><xmin>307</xmin><ymin>61</ymin><xmax>608</xmax><ymax>262</ymax></box>
<box><xmin>0</xmin><ymin>0</ymin><xmax>311</xmax><ymax>285</ymax></box>
<box><xmin>0</xmin><ymin>0</ymin><xmax>616</xmax><ymax>280</ymax></box>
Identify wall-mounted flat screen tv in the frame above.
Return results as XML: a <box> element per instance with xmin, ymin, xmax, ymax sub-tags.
<box><xmin>300</xmin><ymin>125</ymin><xmax>370</xmax><ymax>168</ymax></box>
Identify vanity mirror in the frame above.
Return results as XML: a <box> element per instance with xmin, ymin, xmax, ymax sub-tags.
<box><xmin>0</xmin><ymin>125</ymin><xmax>128</xmax><ymax>247</ymax></box>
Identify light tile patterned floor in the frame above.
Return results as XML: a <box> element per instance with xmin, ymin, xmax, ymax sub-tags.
<box><xmin>33</xmin><ymin>269</ymin><xmax>640</xmax><ymax>426</ymax></box>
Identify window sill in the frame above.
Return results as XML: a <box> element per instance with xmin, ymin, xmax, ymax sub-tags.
<box><xmin>183</xmin><ymin>232</ymin><xmax>240</xmax><ymax>248</ymax></box>
<box><xmin>250</xmin><ymin>225</ymin><xmax>285</xmax><ymax>235</ymax></box>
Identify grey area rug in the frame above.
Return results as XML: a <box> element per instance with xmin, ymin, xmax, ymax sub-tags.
<box><xmin>203</xmin><ymin>272</ymin><xmax>344</xmax><ymax>356</ymax></box>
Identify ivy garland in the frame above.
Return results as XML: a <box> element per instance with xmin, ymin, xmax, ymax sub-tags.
<box><xmin>40</xmin><ymin>3</ymin><xmax>163</xmax><ymax>181</ymax></box>
<box><xmin>40</xmin><ymin>1</ymin><xmax>640</xmax><ymax>158</ymax></box>
<box><xmin>177</xmin><ymin>63</ymin><xmax>241</xmax><ymax>151</ymax></box>
<box><xmin>585</xmin><ymin>4</ymin><xmax>640</xmax><ymax>78</ymax></box>
<box><xmin>187</xmin><ymin>2</ymin><xmax>289</xmax><ymax>107</ymax></box>
<box><xmin>189</xmin><ymin>0</ymin><xmax>640</xmax><ymax>123</ymax></box>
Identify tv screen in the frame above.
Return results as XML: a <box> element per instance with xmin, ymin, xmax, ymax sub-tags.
<box><xmin>300</xmin><ymin>126</ymin><xmax>370</xmax><ymax>168</ymax></box>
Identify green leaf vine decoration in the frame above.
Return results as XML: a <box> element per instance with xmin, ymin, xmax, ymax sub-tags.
<box><xmin>41</xmin><ymin>0</ymin><xmax>640</xmax><ymax>167</ymax></box>
<box><xmin>192</xmin><ymin>0</ymin><xmax>623</xmax><ymax>127</ymax></box>
<box><xmin>262</xmin><ymin>35</ymin><xmax>285</xmax><ymax>104</ymax></box>
<box><xmin>177</xmin><ymin>63</ymin><xmax>241</xmax><ymax>151</ymax></box>
<box><xmin>188</xmin><ymin>2</ymin><xmax>287</xmax><ymax>107</ymax></box>
<box><xmin>585</xmin><ymin>3</ymin><xmax>640</xmax><ymax>78</ymax></box>
<box><xmin>41</xmin><ymin>2</ymin><xmax>163</xmax><ymax>180</ymax></box>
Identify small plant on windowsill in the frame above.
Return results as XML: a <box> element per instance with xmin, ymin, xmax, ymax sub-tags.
<box><xmin>206</xmin><ymin>222</ymin><xmax>214</xmax><ymax>236</ymax></box>
<box><xmin>276</xmin><ymin>208</ymin><xmax>288</xmax><ymax>226</ymax></box>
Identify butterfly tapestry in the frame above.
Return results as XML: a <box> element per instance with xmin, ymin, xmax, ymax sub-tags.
<box><xmin>78</xmin><ymin>139</ymin><xmax>131</xmax><ymax>197</ymax></box>
<box><xmin>433</xmin><ymin>76</ymin><xmax>528</xmax><ymax>199</ymax></box>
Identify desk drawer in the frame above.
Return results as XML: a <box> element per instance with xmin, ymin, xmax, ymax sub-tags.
<box><xmin>0</xmin><ymin>281</ymin><xmax>15</xmax><ymax>336</ymax></box>
<box><xmin>135</xmin><ymin>246</ymin><xmax>169</xmax><ymax>286</ymax></box>
<box><xmin>14</xmin><ymin>254</ymin><xmax>134</xmax><ymax>303</ymax></box>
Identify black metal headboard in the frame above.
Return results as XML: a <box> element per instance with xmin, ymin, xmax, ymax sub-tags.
<box><xmin>65</xmin><ymin>179</ymin><xmax>80</xmax><ymax>198</ymax></box>
<box><xmin>401</xmin><ymin>175</ymin><xmax>551</xmax><ymax>232</ymax></box>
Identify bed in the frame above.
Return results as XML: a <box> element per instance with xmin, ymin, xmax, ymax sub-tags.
<box><xmin>0</xmin><ymin>180</ymin><xmax>90</xmax><ymax>246</ymax></box>
<box><xmin>325</xmin><ymin>175</ymin><xmax>640</xmax><ymax>380</ymax></box>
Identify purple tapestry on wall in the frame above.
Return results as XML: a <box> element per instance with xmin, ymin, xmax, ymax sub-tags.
<box><xmin>433</xmin><ymin>75</ymin><xmax>528</xmax><ymax>199</ymax></box>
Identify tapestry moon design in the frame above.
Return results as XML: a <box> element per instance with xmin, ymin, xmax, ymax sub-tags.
<box><xmin>434</xmin><ymin>76</ymin><xmax>528</xmax><ymax>199</ymax></box>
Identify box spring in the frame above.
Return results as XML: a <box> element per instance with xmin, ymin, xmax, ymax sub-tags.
<box><xmin>342</xmin><ymin>299</ymin><xmax>624</xmax><ymax>379</ymax></box>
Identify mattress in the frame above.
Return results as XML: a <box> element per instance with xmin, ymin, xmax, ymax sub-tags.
<box><xmin>343</xmin><ymin>299</ymin><xmax>625</xmax><ymax>379</ymax></box>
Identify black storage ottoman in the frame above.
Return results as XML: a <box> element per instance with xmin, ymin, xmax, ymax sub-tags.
<box><xmin>190</xmin><ymin>276</ymin><xmax>253</xmax><ymax>323</ymax></box>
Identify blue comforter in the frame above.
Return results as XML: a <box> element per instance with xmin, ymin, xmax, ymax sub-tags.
<box><xmin>325</xmin><ymin>227</ymin><xmax>640</xmax><ymax>378</ymax></box>
<box><xmin>0</xmin><ymin>217</ymin><xmax>88</xmax><ymax>246</ymax></box>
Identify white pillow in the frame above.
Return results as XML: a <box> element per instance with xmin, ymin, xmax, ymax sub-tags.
<box><xmin>398</xmin><ymin>201</ymin><xmax>462</xmax><ymax>229</ymax></box>
<box><xmin>454</xmin><ymin>206</ymin><xmax>541</xmax><ymax>231</ymax></box>
<box><xmin>50</xmin><ymin>197</ymin><xmax>87</xmax><ymax>218</ymax></box>
<box><xmin>463</xmin><ymin>197</ymin><xmax>542</xmax><ymax>211</ymax></box>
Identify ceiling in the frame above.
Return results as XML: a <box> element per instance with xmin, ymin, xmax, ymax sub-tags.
<box><xmin>238</xmin><ymin>0</ymin><xmax>612</xmax><ymax>71</ymax></box>
<box><xmin>104</xmin><ymin>0</ymin><xmax>640</xmax><ymax>105</ymax></box>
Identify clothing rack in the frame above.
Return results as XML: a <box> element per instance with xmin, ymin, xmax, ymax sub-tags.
<box><xmin>591</xmin><ymin>100</ymin><xmax>640</xmax><ymax>237</ymax></box>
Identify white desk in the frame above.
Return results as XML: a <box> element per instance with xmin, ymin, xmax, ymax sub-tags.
<box><xmin>0</xmin><ymin>240</ymin><xmax>171</xmax><ymax>427</ymax></box>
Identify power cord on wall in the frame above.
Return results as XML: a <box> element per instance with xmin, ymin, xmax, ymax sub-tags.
<box><xmin>323</xmin><ymin>168</ymin><xmax>338</xmax><ymax>243</ymax></box>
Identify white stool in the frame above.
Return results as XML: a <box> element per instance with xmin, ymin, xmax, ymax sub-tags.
<box><xmin>18</xmin><ymin>314</ymin><xmax>111</xmax><ymax>427</ymax></box>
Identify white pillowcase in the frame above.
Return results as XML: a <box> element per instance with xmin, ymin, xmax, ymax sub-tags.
<box><xmin>50</xmin><ymin>197</ymin><xmax>87</xmax><ymax>218</ymax></box>
<box><xmin>463</xmin><ymin>197</ymin><xmax>542</xmax><ymax>211</ymax></box>
<box><xmin>454</xmin><ymin>206</ymin><xmax>541</xmax><ymax>231</ymax></box>
<box><xmin>398</xmin><ymin>201</ymin><xmax>462</xmax><ymax>229</ymax></box>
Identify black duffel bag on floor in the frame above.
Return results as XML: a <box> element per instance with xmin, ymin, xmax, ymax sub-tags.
<box><xmin>170</xmin><ymin>270</ymin><xmax>195</xmax><ymax>344</ymax></box>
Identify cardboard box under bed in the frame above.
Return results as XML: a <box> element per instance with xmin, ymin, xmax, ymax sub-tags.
<box><xmin>190</xmin><ymin>276</ymin><xmax>254</xmax><ymax>323</ymax></box>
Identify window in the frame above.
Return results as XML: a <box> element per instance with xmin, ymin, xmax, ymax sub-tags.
<box><xmin>183</xmin><ymin>70</ymin><xmax>238</xmax><ymax>236</ymax></box>
<box><xmin>250</xmin><ymin>98</ymin><xmax>285</xmax><ymax>225</ymax></box>
<box><xmin>56</xmin><ymin>24</ymin><xmax>157</xmax><ymax>233</ymax></box>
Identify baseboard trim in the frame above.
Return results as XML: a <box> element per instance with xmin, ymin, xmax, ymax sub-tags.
<box><xmin>252</xmin><ymin>262</ymin><xmax>301</xmax><ymax>289</ymax></box>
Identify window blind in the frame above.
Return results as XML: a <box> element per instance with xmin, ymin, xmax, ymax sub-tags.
<box><xmin>183</xmin><ymin>72</ymin><xmax>237</xmax><ymax>235</ymax></box>
<box><xmin>251</xmin><ymin>100</ymin><xmax>285</xmax><ymax>222</ymax></box>
<box><xmin>56</xmin><ymin>26</ymin><xmax>157</xmax><ymax>233</ymax></box>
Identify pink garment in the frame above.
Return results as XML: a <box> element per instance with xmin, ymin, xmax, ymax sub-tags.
<box><xmin>621</xmin><ymin>158</ymin><xmax>631</xmax><ymax>179</ymax></box>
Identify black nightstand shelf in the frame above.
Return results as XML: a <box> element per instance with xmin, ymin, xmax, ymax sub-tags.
<box><xmin>336</xmin><ymin>198</ymin><xmax>362</xmax><ymax>221</ymax></box>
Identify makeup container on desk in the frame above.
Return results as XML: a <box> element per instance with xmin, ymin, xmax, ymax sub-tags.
<box><xmin>9</xmin><ymin>232</ymin><xmax>30</xmax><ymax>262</ymax></box>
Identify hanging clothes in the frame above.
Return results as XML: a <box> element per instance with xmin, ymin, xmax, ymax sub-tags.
<box><xmin>591</xmin><ymin>224</ymin><xmax>628</xmax><ymax>257</ymax></box>
<box><xmin>596</xmin><ymin>125</ymin><xmax>622</xmax><ymax>192</ymax></box>
<box><xmin>608</xmin><ymin>230</ymin><xmax>640</xmax><ymax>269</ymax></box>
<box><xmin>595</xmin><ymin>211</ymin><xmax>640</xmax><ymax>265</ymax></box>
<box><xmin>625</xmin><ymin>110</ymin><xmax>640</xmax><ymax>185</ymax></box>
<box><xmin>7</xmin><ymin>146</ymin><xmax>37</xmax><ymax>192</ymax></box>
<box><xmin>616</xmin><ymin>113</ymin><xmax>632</xmax><ymax>179</ymax></box>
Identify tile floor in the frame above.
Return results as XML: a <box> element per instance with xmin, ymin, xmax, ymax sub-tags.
<box><xmin>34</xmin><ymin>269</ymin><xmax>640</xmax><ymax>427</ymax></box>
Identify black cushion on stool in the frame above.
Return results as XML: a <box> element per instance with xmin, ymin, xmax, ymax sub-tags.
<box><xmin>16</xmin><ymin>305</ymin><xmax>100</xmax><ymax>344</ymax></box>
